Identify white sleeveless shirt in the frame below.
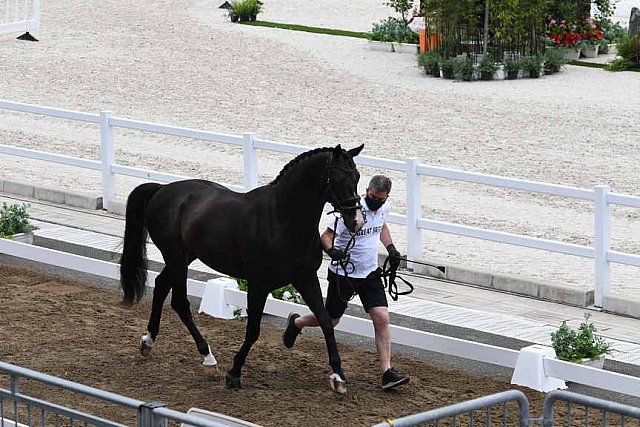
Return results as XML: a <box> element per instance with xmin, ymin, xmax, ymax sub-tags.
<box><xmin>327</xmin><ymin>196</ymin><xmax>390</xmax><ymax>278</ymax></box>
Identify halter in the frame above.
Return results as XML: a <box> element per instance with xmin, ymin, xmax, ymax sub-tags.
<box><xmin>324</xmin><ymin>159</ymin><xmax>362</xmax><ymax>214</ymax></box>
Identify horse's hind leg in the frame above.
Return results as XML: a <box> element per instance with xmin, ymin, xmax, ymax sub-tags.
<box><xmin>225</xmin><ymin>286</ymin><xmax>269</xmax><ymax>389</ymax></box>
<box><xmin>139</xmin><ymin>268</ymin><xmax>172</xmax><ymax>356</ymax></box>
<box><xmin>168</xmin><ymin>265</ymin><xmax>218</xmax><ymax>377</ymax></box>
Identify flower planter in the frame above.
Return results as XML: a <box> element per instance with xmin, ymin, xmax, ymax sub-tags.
<box><xmin>367</xmin><ymin>40</ymin><xmax>393</xmax><ymax>52</ymax></box>
<box><xmin>580</xmin><ymin>355</ymin><xmax>605</xmax><ymax>369</ymax></box>
<box><xmin>7</xmin><ymin>232</ymin><xmax>34</xmax><ymax>244</ymax></box>
<box><xmin>392</xmin><ymin>42</ymin><xmax>419</xmax><ymax>55</ymax></box>
<box><xmin>506</xmin><ymin>70</ymin><xmax>519</xmax><ymax>80</ymax></box>
<box><xmin>563</xmin><ymin>48</ymin><xmax>581</xmax><ymax>61</ymax></box>
<box><xmin>581</xmin><ymin>44</ymin><xmax>599</xmax><ymax>58</ymax></box>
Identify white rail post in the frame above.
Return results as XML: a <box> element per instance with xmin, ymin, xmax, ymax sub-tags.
<box><xmin>100</xmin><ymin>111</ymin><xmax>115</xmax><ymax>211</ymax></box>
<box><xmin>243</xmin><ymin>132</ymin><xmax>258</xmax><ymax>191</ymax></box>
<box><xmin>406</xmin><ymin>157</ymin><xmax>422</xmax><ymax>263</ymax></box>
<box><xmin>594</xmin><ymin>185</ymin><xmax>611</xmax><ymax>307</ymax></box>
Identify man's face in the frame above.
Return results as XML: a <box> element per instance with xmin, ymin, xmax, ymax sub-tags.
<box><xmin>366</xmin><ymin>188</ymin><xmax>388</xmax><ymax>203</ymax></box>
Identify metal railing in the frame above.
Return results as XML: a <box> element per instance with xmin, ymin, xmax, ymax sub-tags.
<box><xmin>0</xmin><ymin>361</ymin><xmax>255</xmax><ymax>427</ymax></box>
<box><xmin>373</xmin><ymin>390</ymin><xmax>640</xmax><ymax>426</ymax></box>
<box><xmin>1</xmin><ymin>99</ymin><xmax>640</xmax><ymax>308</ymax></box>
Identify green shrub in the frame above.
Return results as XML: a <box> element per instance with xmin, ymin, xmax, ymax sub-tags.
<box><xmin>543</xmin><ymin>47</ymin><xmax>567</xmax><ymax>73</ymax></box>
<box><xmin>440</xmin><ymin>57</ymin><xmax>456</xmax><ymax>79</ymax></box>
<box><xmin>228</xmin><ymin>0</ymin><xmax>262</xmax><ymax>23</ymax></box>
<box><xmin>478</xmin><ymin>56</ymin><xmax>497</xmax><ymax>79</ymax></box>
<box><xmin>0</xmin><ymin>203</ymin><xmax>35</xmax><ymax>238</ymax></box>
<box><xmin>370</xmin><ymin>17</ymin><xmax>418</xmax><ymax>44</ymax></box>
<box><xmin>418</xmin><ymin>51</ymin><xmax>441</xmax><ymax>75</ymax></box>
<box><xmin>551</xmin><ymin>313</ymin><xmax>611</xmax><ymax>363</ymax></box>
<box><xmin>454</xmin><ymin>58</ymin><xmax>474</xmax><ymax>81</ymax></box>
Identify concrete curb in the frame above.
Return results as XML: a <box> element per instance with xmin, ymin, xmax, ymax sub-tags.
<box><xmin>1</xmin><ymin>179</ymin><xmax>102</xmax><ymax>210</ymax></box>
<box><xmin>377</xmin><ymin>253</ymin><xmax>595</xmax><ymax>308</ymax></box>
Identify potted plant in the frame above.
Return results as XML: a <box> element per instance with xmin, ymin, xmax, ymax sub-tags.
<box><xmin>580</xmin><ymin>18</ymin><xmax>604</xmax><ymax>58</ymax></box>
<box><xmin>227</xmin><ymin>0</ymin><xmax>262</xmax><ymax>23</ymax></box>
<box><xmin>454</xmin><ymin>57</ymin><xmax>474</xmax><ymax>81</ymax></box>
<box><xmin>503</xmin><ymin>58</ymin><xmax>521</xmax><ymax>79</ymax></box>
<box><xmin>543</xmin><ymin>47</ymin><xmax>567</xmax><ymax>74</ymax></box>
<box><xmin>0</xmin><ymin>202</ymin><xmax>36</xmax><ymax>243</ymax></box>
<box><xmin>524</xmin><ymin>55</ymin><xmax>543</xmax><ymax>78</ymax></box>
<box><xmin>440</xmin><ymin>57</ymin><xmax>455</xmax><ymax>79</ymax></box>
<box><xmin>550</xmin><ymin>313</ymin><xmax>611</xmax><ymax>368</ymax></box>
<box><xmin>418</xmin><ymin>51</ymin><xmax>441</xmax><ymax>77</ymax></box>
<box><xmin>478</xmin><ymin>56</ymin><xmax>497</xmax><ymax>81</ymax></box>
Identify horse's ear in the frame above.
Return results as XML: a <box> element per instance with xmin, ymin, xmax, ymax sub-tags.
<box><xmin>347</xmin><ymin>144</ymin><xmax>364</xmax><ymax>158</ymax></box>
<box><xmin>332</xmin><ymin>144</ymin><xmax>343</xmax><ymax>158</ymax></box>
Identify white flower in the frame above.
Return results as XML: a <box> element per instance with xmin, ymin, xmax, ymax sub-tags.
<box><xmin>282</xmin><ymin>291</ymin><xmax>292</xmax><ymax>300</ymax></box>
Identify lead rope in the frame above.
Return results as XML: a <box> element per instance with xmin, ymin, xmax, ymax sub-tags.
<box><xmin>329</xmin><ymin>214</ymin><xmax>361</xmax><ymax>303</ymax></box>
<box><xmin>381</xmin><ymin>254</ymin><xmax>414</xmax><ymax>302</ymax></box>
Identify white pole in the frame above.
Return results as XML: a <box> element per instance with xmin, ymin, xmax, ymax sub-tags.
<box><xmin>242</xmin><ymin>132</ymin><xmax>258</xmax><ymax>191</ymax></box>
<box><xmin>594</xmin><ymin>185</ymin><xmax>611</xmax><ymax>307</ymax></box>
<box><xmin>100</xmin><ymin>111</ymin><xmax>115</xmax><ymax>210</ymax></box>
<box><xmin>406</xmin><ymin>157</ymin><xmax>422</xmax><ymax>263</ymax></box>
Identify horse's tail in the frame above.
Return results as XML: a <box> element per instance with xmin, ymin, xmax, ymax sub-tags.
<box><xmin>120</xmin><ymin>182</ymin><xmax>162</xmax><ymax>306</ymax></box>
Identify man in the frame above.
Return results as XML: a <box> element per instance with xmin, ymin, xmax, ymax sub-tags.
<box><xmin>282</xmin><ymin>175</ymin><xmax>409</xmax><ymax>391</ymax></box>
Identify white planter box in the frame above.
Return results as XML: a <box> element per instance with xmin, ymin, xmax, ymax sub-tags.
<box><xmin>367</xmin><ymin>40</ymin><xmax>393</xmax><ymax>52</ymax></box>
<box><xmin>393</xmin><ymin>42</ymin><xmax>419</xmax><ymax>55</ymax></box>
<box><xmin>6</xmin><ymin>232</ymin><xmax>34</xmax><ymax>244</ymax></box>
<box><xmin>580</xmin><ymin>355</ymin><xmax>605</xmax><ymax>369</ymax></box>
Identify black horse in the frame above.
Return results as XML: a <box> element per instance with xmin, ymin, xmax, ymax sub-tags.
<box><xmin>119</xmin><ymin>144</ymin><xmax>364</xmax><ymax>393</ymax></box>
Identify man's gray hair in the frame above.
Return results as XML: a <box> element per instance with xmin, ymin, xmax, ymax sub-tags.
<box><xmin>367</xmin><ymin>175</ymin><xmax>392</xmax><ymax>193</ymax></box>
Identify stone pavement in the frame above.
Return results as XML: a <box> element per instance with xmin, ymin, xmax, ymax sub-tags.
<box><xmin>2</xmin><ymin>191</ymin><xmax>640</xmax><ymax>374</ymax></box>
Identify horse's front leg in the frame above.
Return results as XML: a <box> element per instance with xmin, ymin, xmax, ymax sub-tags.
<box><xmin>295</xmin><ymin>276</ymin><xmax>346</xmax><ymax>394</ymax></box>
<box><xmin>225</xmin><ymin>286</ymin><xmax>269</xmax><ymax>390</ymax></box>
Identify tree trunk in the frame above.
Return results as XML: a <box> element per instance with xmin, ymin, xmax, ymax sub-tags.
<box><xmin>576</xmin><ymin>0</ymin><xmax>590</xmax><ymax>23</ymax></box>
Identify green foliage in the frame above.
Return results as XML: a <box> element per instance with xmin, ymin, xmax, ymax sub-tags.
<box><xmin>616</xmin><ymin>35</ymin><xmax>640</xmax><ymax>67</ymax></box>
<box><xmin>418</xmin><ymin>51</ymin><xmax>441</xmax><ymax>75</ymax></box>
<box><xmin>551</xmin><ymin>313</ymin><xmax>611</xmax><ymax>363</ymax></box>
<box><xmin>604</xmin><ymin>57</ymin><xmax>635</xmax><ymax>71</ymax></box>
<box><xmin>370</xmin><ymin>17</ymin><xmax>418</xmax><ymax>43</ymax></box>
<box><xmin>543</xmin><ymin>47</ymin><xmax>567</xmax><ymax>73</ymax></box>
<box><xmin>228</xmin><ymin>0</ymin><xmax>262</xmax><ymax>23</ymax></box>
<box><xmin>478</xmin><ymin>56</ymin><xmax>497</xmax><ymax>74</ymax></box>
<box><xmin>454</xmin><ymin>57</ymin><xmax>474</xmax><ymax>81</ymax></box>
<box><xmin>440</xmin><ymin>57</ymin><xmax>456</xmax><ymax>78</ymax></box>
<box><xmin>0</xmin><ymin>203</ymin><xmax>35</xmax><ymax>238</ymax></box>
<box><xmin>503</xmin><ymin>57</ymin><xmax>521</xmax><ymax>72</ymax></box>
<box><xmin>385</xmin><ymin>0</ymin><xmax>413</xmax><ymax>22</ymax></box>
<box><xmin>598</xmin><ymin>19</ymin><xmax>627</xmax><ymax>44</ymax></box>
<box><xmin>234</xmin><ymin>279</ymin><xmax>303</xmax><ymax>304</ymax></box>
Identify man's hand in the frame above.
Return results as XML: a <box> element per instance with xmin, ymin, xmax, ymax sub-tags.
<box><xmin>386</xmin><ymin>244</ymin><xmax>401</xmax><ymax>270</ymax></box>
<box><xmin>326</xmin><ymin>247</ymin><xmax>345</xmax><ymax>261</ymax></box>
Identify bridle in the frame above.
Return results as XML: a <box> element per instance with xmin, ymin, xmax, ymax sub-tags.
<box><xmin>324</xmin><ymin>159</ymin><xmax>362</xmax><ymax>215</ymax></box>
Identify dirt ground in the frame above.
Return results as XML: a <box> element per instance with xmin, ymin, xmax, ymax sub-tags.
<box><xmin>0</xmin><ymin>264</ymin><xmax>558</xmax><ymax>426</ymax></box>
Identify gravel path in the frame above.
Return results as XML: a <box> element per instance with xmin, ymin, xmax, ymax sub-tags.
<box><xmin>1</xmin><ymin>0</ymin><xmax>639</xmax><ymax>295</ymax></box>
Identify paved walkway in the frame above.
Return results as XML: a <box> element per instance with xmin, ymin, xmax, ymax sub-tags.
<box><xmin>2</xmin><ymin>192</ymin><xmax>640</xmax><ymax>372</ymax></box>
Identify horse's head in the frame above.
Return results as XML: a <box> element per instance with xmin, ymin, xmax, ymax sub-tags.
<box><xmin>326</xmin><ymin>144</ymin><xmax>365</xmax><ymax>233</ymax></box>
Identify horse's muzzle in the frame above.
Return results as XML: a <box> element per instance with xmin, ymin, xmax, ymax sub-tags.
<box><xmin>344</xmin><ymin>208</ymin><xmax>364</xmax><ymax>232</ymax></box>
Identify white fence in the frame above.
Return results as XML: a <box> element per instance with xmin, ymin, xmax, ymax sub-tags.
<box><xmin>1</xmin><ymin>99</ymin><xmax>640</xmax><ymax>308</ymax></box>
<box><xmin>0</xmin><ymin>0</ymin><xmax>40</xmax><ymax>36</ymax></box>
<box><xmin>1</xmin><ymin>237</ymin><xmax>640</xmax><ymax>397</ymax></box>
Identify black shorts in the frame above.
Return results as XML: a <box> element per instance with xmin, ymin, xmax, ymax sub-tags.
<box><xmin>325</xmin><ymin>268</ymin><xmax>388</xmax><ymax>319</ymax></box>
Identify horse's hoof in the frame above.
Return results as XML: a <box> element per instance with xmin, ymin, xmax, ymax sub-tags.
<box><xmin>139</xmin><ymin>340</ymin><xmax>153</xmax><ymax>357</ymax></box>
<box><xmin>225</xmin><ymin>373</ymin><xmax>242</xmax><ymax>390</ymax></box>
<box><xmin>203</xmin><ymin>364</ymin><xmax>220</xmax><ymax>381</ymax></box>
<box><xmin>329</xmin><ymin>373</ymin><xmax>347</xmax><ymax>394</ymax></box>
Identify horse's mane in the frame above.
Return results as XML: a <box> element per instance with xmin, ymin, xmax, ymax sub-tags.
<box><xmin>270</xmin><ymin>147</ymin><xmax>334</xmax><ymax>184</ymax></box>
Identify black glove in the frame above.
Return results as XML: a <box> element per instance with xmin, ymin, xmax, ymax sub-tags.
<box><xmin>386</xmin><ymin>244</ymin><xmax>401</xmax><ymax>270</ymax></box>
<box><xmin>326</xmin><ymin>247</ymin><xmax>345</xmax><ymax>261</ymax></box>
